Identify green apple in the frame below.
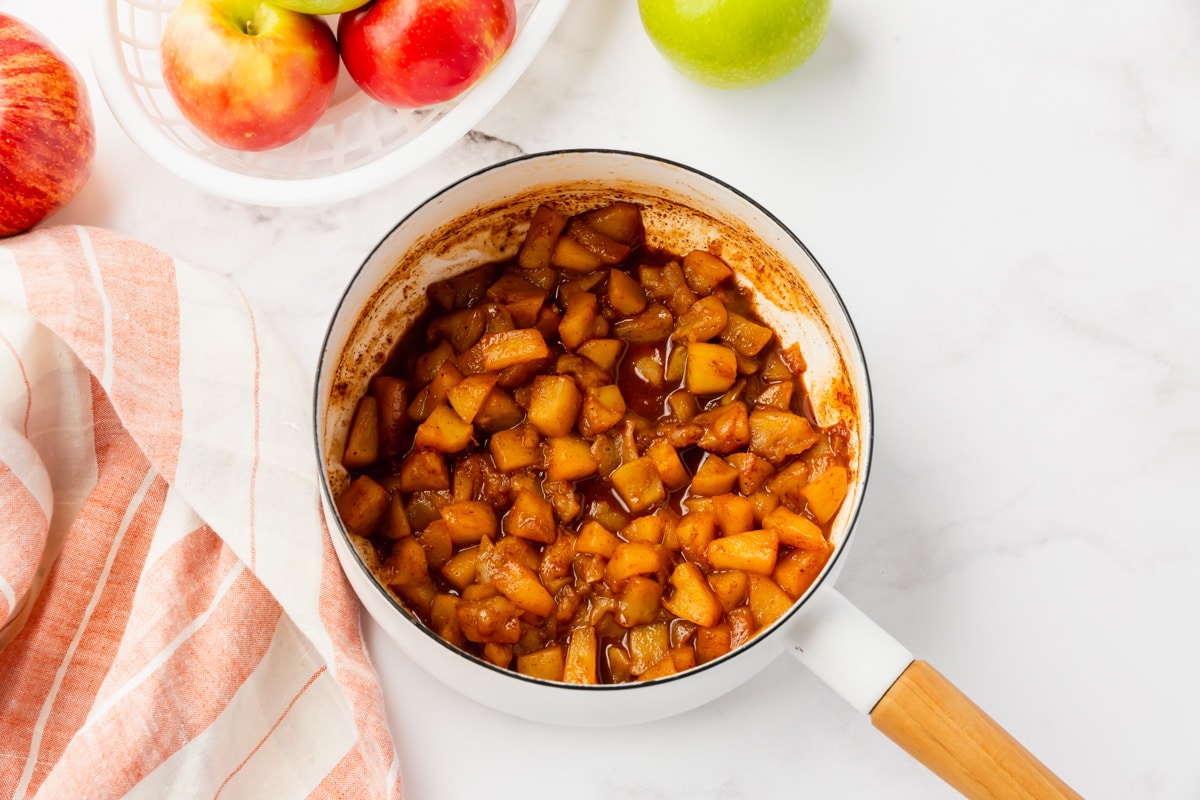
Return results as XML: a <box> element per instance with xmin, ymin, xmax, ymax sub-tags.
<box><xmin>272</xmin><ymin>0</ymin><xmax>369</xmax><ymax>13</ymax></box>
<box><xmin>638</xmin><ymin>0</ymin><xmax>831</xmax><ymax>89</ymax></box>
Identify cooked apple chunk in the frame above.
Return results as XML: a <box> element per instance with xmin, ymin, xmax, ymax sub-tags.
<box><xmin>446</xmin><ymin>373</ymin><xmax>499</xmax><ymax>424</ymax></box>
<box><xmin>503</xmin><ymin>488</ymin><xmax>556</xmax><ymax>544</ymax></box>
<box><xmin>563</xmin><ymin>626</ymin><xmax>599</xmax><ymax>684</ymax></box>
<box><xmin>748</xmin><ymin>408</ymin><xmax>821</xmax><ymax>464</ymax></box>
<box><xmin>336</xmin><ymin>475</ymin><xmax>389</xmax><ymax>537</ymax></box>
<box><xmin>527</xmin><ymin>374</ymin><xmax>582</xmax><ymax>437</ymax></box>
<box><xmin>342</xmin><ymin>395</ymin><xmax>379</xmax><ymax>470</ymax></box>
<box><xmin>545</xmin><ymin>435</ymin><xmax>599</xmax><ymax>482</ymax></box>
<box><xmin>610</xmin><ymin>456</ymin><xmax>667</xmax><ymax>513</ymax></box>
<box><xmin>518</xmin><ymin>204</ymin><xmax>568</xmax><ymax>271</ymax></box>
<box><xmin>413</xmin><ymin>404</ymin><xmax>473</xmax><ymax>453</ymax></box>
<box><xmin>473</xmin><ymin>329</ymin><xmax>550</xmax><ymax>371</ymax></box>
<box><xmin>681</xmin><ymin>249</ymin><xmax>733</xmax><ymax>295</ymax></box>
<box><xmin>685</xmin><ymin>342</ymin><xmax>738</xmax><ymax>395</ymax></box>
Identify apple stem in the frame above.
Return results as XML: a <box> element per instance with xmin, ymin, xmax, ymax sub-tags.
<box><xmin>244</xmin><ymin>19</ymin><xmax>256</xmax><ymax>35</ymax></box>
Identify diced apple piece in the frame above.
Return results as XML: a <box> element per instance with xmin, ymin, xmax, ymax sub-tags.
<box><xmin>414</xmin><ymin>339</ymin><xmax>456</xmax><ymax>387</ymax></box>
<box><xmin>693</xmin><ymin>401</ymin><xmax>750</xmax><ymax>454</ymax></box>
<box><xmin>607</xmin><ymin>267</ymin><xmax>648</xmax><ymax>316</ymax></box>
<box><xmin>481</xmin><ymin>642</ymin><xmax>512</xmax><ymax>668</ymax></box>
<box><xmin>472</xmin><ymin>329</ymin><xmax>550</xmax><ymax>372</ymax></box>
<box><xmin>706</xmin><ymin>529</ymin><xmax>779</xmax><ymax>575</ymax></box>
<box><xmin>544</xmin><ymin>478</ymin><xmax>582</xmax><ymax>523</ymax></box>
<box><xmin>457</xmin><ymin>594</ymin><xmax>522</xmax><ymax>644</ymax></box>
<box><xmin>727</xmin><ymin>605</ymin><xmax>757</xmax><ymax>648</ymax></box>
<box><xmin>712</xmin><ymin>493</ymin><xmax>756</xmax><ymax>536</ymax></box>
<box><xmin>503</xmin><ymin>488</ymin><xmax>557</xmax><ymax>544</ymax></box>
<box><xmin>404</xmin><ymin>490</ymin><xmax>451</xmax><ymax>531</ymax></box>
<box><xmin>760</xmin><ymin>347</ymin><xmax>795</xmax><ymax>381</ymax></box>
<box><xmin>748</xmin><ymin>408</ymin><xmax>821</xmax><ymax>464</ymax></box>
<box><xmin>492</xmin><ymin>559</ymin><xmax>556</xmax><ymax>617</ymax></box>
<box><xmin>801</xmin><ymin>465</ymin><xmax>849</xmax><ymax>524</ymax></box>
<box><xmin>666</xmin><ymin>389</ymin><xmax>699</xmax><ymax>422</ymax></box>
<box><xmin>394</xmin><ymin>578</ymin><xmax>436</xmax><ymax>616</ymax></box>
<box><xmin>581</xmin><ymin>201</ymin><xmax>644</xmax><ymax>245</ymax></box>
<box><xmin>428</xmin><ymin>307</ymin><xmax>485</xmax><ymax>354</ymax></box>
<box><xmin>487</xmin><ymin>270</ymin><xmax>545</xmax><ymax>305</ymax></box>
<box><xmin>416</xmin><ymin>520</ymin><xmax>454</xmax><ymax>569</ymax></box>
<box><xmin>674</xmin><ymin>510</ymin><xmax>717</xmax><ymax>565</ymax></box>
<box><xmin>335</xmin><ymin>475</ymin><xmax>390</xmax><ymax>538</ymax></box>
<box><xmin>690</xmin><ymin>454</ymin><xmax>739</xmax><ymax>497</ymax></box>
<box><xmin>577</xmin><ymin>338</ymin><xmax>624</xmax><ymax>374</ymax></box>
<box><xmin>440</xmin><ymin>500</ymin><xmax>499</xmax><ymax>546</ymax></box>
<box><xmin>748</xmin><ymin>574</ymin><xmax>794</xmax><ymax>629</ymax></box>
<box><xmin>754</xmin><ymin>380</ymin><xmax>794</xmax><ymax>411</ymax></box>
<box><xmin>774</xmin><ymin>547</ymin><xmax>830</xmax><ymax>599</ymax></box>
<box><xmin>551</xmin><ymin>234</ymin><xmax>605</xmax><ymax>272</ymax></box>
<box><xmin>543</xmin><ymin>435</ymin><xmax>598</xmax><ymax>482</ymax></box>
<box><xmin>610</xmin><ymin>456</ymin><xmax>667</xmax><ymax>513</ymax></box>
<box><xmin>762</xmin><ymin>505</ymin><xmax>828</xmax><ymax>551</ymax></box>
<box><xmin>563</xmin><ymin>626</ymin><xmax>599</xmax><ymax>684</ymax></box>
<box><xmin>766</xmin><ymin>461</ymin><xmax>811</xmax><ymax>510</ymax></box>
<box><xmin>669</xmin><ymin>644</ymin><xmax>697</xmax><ymax>672</ymax></box>
<box><xmin>439</xmin><ymin>546</ymin><xmax>479</xmax><ymax>592</ymax></box>
<box><xmin>685</xmin><ymin>342</ymin><xmax>738</xmax><ymax>395</ymax></box>
<box><xmin>695</xmin><ymin>623</ymin><xmax>733</xmax><ymax>664</ymax></box>
<box><xmin>409</xmin><ymin>359</ymin><xmax>463</xmax><ymax>421</ymax></box>
<box><xmin>748</xmin><ymin>489</ymin><xmax>781</xmax><ymax>523</ymax></box>
<box><xmin>620</xmin><ymin>514</ymin><xmax>667</xmax><ymax>545</ymax></box>
<box><xmin>488</xmin><ymin>425</ymin><xmax>541</xmax><ymax>473</ymax></box>
<box><xmin>342</xmin><ymin>395</ymin><xmax>379</xmax><ymax>470</ymax></box>
<box><xmin>371</xmin><ymin>376</ymin><xmax>412</xmax><ymax>458</ymax></box>
<box><xmin>413</xmin><ymin>404</ymin><xmax>473</xmax><ymax>453</ymax></box>
<box><xmin>719</xmin><ymin>312</ymin><xmax>774</xmax><ymax>357</ymax></box>
<box><xmin>565</xmin><ymin>218</ymin><xmax>631</xmax><ymax>264</ymax></box>
<box><xmin>575</xmin><ymin>520</ymin><xmax>621</xmax><ymax>559</ymax></box>
<box><xmin>573</xmin><ymin>552</ymin><xmax>608</xmax><ymax>585</ymax></box>
<box><xmin>428</xmin><ymin>266</ymin><xmax>494</xmax><ymax>311</ymax></box>
<box><xmin>628</xmin><ymin>622</ymin><xmax>670</xmax><ymax>676</ymax></box>
<box><xmin>527</xmin><ymin>375</ymin><xmax>582</xmax><ymax>437</ymax></box>
<box><xmin>517</xmin><ymin>644</ymin><xmax>566</xmax><ymax>682</ymax></box>
<box><xmin>681</xmin><ymin>249</ymin><xmax>733</xmax><ymax>295</ymax></box>
<box><xmin>380</xmin><ymin>492</ymin><xmax>412</xmax><ymax>539</ymax></box>
<box><xmin>605</xmin><ymin>541</ymin><xmax>662</xmax><ymax>584</ymax></box>
<box><xmin>382</xmin><ymin>536</ymin><xmax>428</xmax><ymax>587</ymax></box>
<box><xmin>473</xmin><ymin>388</ymin><xmax>524</xmax><ymax>433</ymax></box>
<box><xmin>725</xmin><ymin>452</ymin><xmax>775</xmax><ymax>495</ymax></box>
<box><xmin>446</xmin><ymin>373</ymin><xmax>499</xmax><ymax>424</ymax></box>
<box><xmin>662</xmin><ymin>562</ymin><xmax>723</xmax><ymax>627</ymax></box>
<box><xmin>430</xmin><ymin>593</ymin><xmax>463</xmax><ymax>647</ymax></box>
<box><xmin>617</xmin><ymin>576</ymin><xmax>663</xmax><ymax>627</ymax></box>
<box><xmin>518</xmin><ymin>204</ymin><xmax>568</xmax><ymax>271</ymax></box>
<box><xmin>613</xmin><ymin>303</ymin><xmax>673</xmax><ymax>343</ymax></box>
<box><xmin>558</xmin><ymin>291</ymin><xmax>602</xmax><ymax>350</ymax></box>
<box><xmin>637</xmin><ymin>657</ymin><xmax>679</xmax><ymax>681</ymax></box>
<box><xmin>707</xmin><ymin>569</ymin><xmax>750</xmax><ymax>613</ymax></box>
<box><xmin>579</xmin><ymin>384</ymin><xmax>626</xmax><ymax>438</ymax></box>
<box><xmin>646</xmin><ymin>439</ymin><xmax>690</xmax><ymax>491</ymax></box>
<box><xmin>539</xmin><ymin>530</ymin><xmax>576</xmax><ymax>585</ymax></box>
<box><xmin>672</xmin><ymin>295</ymin><xmax>729</xmax><ymax>344</ymax></box>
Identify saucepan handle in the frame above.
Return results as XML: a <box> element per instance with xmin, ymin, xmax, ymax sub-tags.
<box><xmin>786</xmin><ymin>589</ymin><xmax>1083</xmax><ymax>800</ymax></box>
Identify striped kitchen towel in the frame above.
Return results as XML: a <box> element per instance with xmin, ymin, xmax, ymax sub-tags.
<box><xmin>0</xmin><ymin>226</ymin><xmax>402</xmax><ymax>799</ymax></box>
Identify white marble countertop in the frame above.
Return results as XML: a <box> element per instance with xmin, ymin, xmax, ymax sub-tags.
<box><xmin>10</xmin><ymin>1</ymin><xmax>1199</xmax><ymax>797</ymax></box>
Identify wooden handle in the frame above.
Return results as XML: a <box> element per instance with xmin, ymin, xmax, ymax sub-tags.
<box><xmin>870</xmin><ymin>660</ymin><xmax>1083</xmax><ymax>800</ymax></box>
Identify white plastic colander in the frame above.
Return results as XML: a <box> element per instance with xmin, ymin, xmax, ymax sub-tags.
<box><xmin>89</xmin><ymin>0</ymin><xmax>571</xmax><ymax>207</ymax></box>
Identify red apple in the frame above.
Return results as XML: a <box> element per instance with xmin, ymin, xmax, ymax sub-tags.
<box><xmin>0</xmin><ymin>14</ymin><xmax>95</xmax><ymax>238</ymax></box>
<box><xmin>338</xmin><ymin>0</ymin><xmax>516</xmax><ymax>109</ymax></box>
<box><xmin>160</xmin><ymin>0</ymin><xmax>339</xmax><ymax>151</ymax></box>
